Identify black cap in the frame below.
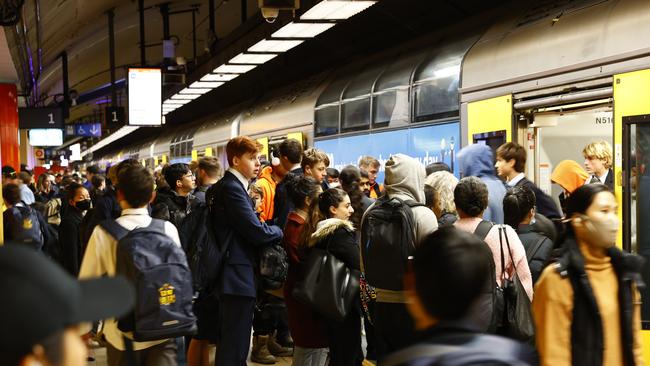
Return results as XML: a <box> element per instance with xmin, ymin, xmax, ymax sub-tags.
<box><xmin>0</xmin><ymin>245</ymin><xmax>135</xmax><ymax>357</ymax></box>
<box><xmin>2</xmin><ymin>165</ymin><xmax>16</xmax><ymax>178</ymax></box>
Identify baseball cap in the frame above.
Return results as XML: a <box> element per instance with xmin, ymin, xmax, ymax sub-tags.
<box><xmin>0</xmin><ymin>245</ymin><xmax>135</xmax><ymax>358</ymax></box>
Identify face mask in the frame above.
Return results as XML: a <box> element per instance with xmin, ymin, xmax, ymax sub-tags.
<box><xmin>578</xmin><ymin>214</ymin><xmax>619</xmax><ymax>249</ymax></box>
<box><xmin>75</xmin><ymin>199</ymin><xmax>92</xmax><ymax>211</ymax></box>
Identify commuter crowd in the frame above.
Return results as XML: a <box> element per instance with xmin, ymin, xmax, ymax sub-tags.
<box><xmin>1</xmin><ymin>137</ymin><xmax>645</xmax><ymax>366</ymax></box>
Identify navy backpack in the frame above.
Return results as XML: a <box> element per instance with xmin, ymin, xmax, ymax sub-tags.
<box><xmin>100</xmin><ymin>219</ymin><xmax>197</xmax><ymax>341</ymax></box>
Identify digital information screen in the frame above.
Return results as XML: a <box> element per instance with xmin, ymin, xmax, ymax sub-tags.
<box><xmin>29</xmin><ymin>129</ymin><xmax>63</xmax><ymax>146</ymax></box>
<box><xmin>128</xmin><ymin>68</ymin><xmax>162</xmax><ymax>126</ymax></box>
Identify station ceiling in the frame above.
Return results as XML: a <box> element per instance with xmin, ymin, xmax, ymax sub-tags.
<box><xmin>5</xmin><ymin>0</ymin><xmax>507</xmax><ymax>152</ymax></box>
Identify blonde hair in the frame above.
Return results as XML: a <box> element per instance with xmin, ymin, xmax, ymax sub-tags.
<box><xmin>582</xmin><ymin>140</ymin><xmax>612</xmax><ymax>169</ymax></box>
<box><xmin>301</xmin><ymin>148</ymin><xmax>330</xmax><ymax>170</ymax></box>
<box><xmin>425</xmin><ymin>171</ymin><xmax>459</xmax><ymax>215</ymax></box>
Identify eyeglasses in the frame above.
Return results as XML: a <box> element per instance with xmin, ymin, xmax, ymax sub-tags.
<box><xmin>182</xmin><ymin>173</ymin><xmax>195</xmax><ymax>179</ymax></box>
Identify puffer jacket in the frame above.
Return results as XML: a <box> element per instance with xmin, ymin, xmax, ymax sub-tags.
<box><xmin>153</xmin><ymin>187</ymin><xmax>197</xmax><ymax>229</ymax></box>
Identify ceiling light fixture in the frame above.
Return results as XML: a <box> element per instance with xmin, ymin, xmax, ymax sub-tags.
<box><xmin>212</xmin><ymin>64</ymin><xmax>258</xmax><ymax>73</ymax></box>
<box><xmin>229</xmin><ymin>53</ymin><xmax>278</xmax><ymax>65</ymax></box>
<box><xmin>179</xmin><ymin>87</ymin><xmax>213</xmax><ymax>95</ymax></box>
<box><xmin>248</xmin><ymin>39</ymin><xmax>303</xmax><ymax>53</ymax></box>
<box><xmin>301</xmin><ymin>0</ymin><xmax>377</xmax><ymax>20</ymax></box>
<box><xmin>190</xmin><ymin>81</ymin><xmax>224</xmax><ymax>88</ymax></box>
<box><xmin>200</xmin><ymin>73</ymin><xmax>239</xmax><ymax>82</ymax></box>
<box><xmin>272</xmin><ymin>22</ymin><xmax>335</xmax><ymax>38</ymax></box>
<box><xmin>164</xmin><ymin>99</ymin><xmax>191</xmax><ymax>105</ymax></box>
<box><xmin>171</xmin><ymin>94</ymin><xmax>201</xmax><ymax>100</ymax></box>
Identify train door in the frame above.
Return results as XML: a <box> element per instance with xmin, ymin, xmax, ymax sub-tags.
<box><xmin>527</xmin><ymin>105</ymin><xmax>613</xmax><ymax>208</ymax></box>
<box><xmin>614</xmin><ymin>70</ymin><xmax>650</xmax><ymax>352</ymax></box>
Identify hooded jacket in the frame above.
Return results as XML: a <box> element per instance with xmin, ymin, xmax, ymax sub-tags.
<box><xmin>309</xmin><ymin>218</ymin><xmax>360</xmax><ymax>272</ymax></box>
<box><xmin>551</xmin><ymin>160</ymin><xmax>589</xmax><ymax>194</ymax></box>
<box><xmin>457</xmin><ymin>144</ymin><xmax>506</xmax><ymax>224</ymax></box>
<box><xmin>256</xmin><ymin>165</ymin><xmax>278</xmax><ymax>222</ymax></box>
<box><xmin>380</xmin><ymin>154</ymin><xmax>439</xmax><ymax>243</ymax></box>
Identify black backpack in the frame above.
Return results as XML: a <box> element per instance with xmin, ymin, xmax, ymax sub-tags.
<box><xmin>5</xmin><ymin>205</ymin><xmax>44</xmax><ymax>251</ymax></box>
<box><xmin>100</xmin><ymin>219</ymin><xmax>197</xmax><ymax>341</ymax></box>
<box><xmin>178</xmin><ymin>200</ymin><xmax>226</xmax><ymax>295</ymax></box>
<box><xmin>360</xmin><ymin>196</ymin><xmax>426</xmax><ymax>291</ymax></box>
<box><xmin>257</xmin><ymin>241</ymin><xmax>289</xmax><ymax>291</ymax></box>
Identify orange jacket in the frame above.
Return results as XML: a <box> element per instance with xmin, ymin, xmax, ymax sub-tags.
<box><xmin>369</xmin><ymin>182</ymin><xmax>384</xmax><ymax>199</ymax></box>
<box><xmin>257</xmin><ymin>166</ymin><xmax>277</xmax><ymax>222</ymax></box>
<box><xmin>550</xmin><ymin>160</ymin><xmax>589</xmax><ymax>194</ymax></box>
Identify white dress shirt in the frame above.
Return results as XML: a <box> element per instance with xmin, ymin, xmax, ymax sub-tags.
<box><xmin>227</xmin><ymin>167</ymin><xmax>251</xmax><ymax>190</ymax></box>
<box><xmin>507</xmin><ymin>173</ymin><xmax>525</xmax><ymax>187</ymax></box>
<box><xmin>78</xmin><ymin>207</ymin><xmax>181</xmax><ymax>351</ymax></box>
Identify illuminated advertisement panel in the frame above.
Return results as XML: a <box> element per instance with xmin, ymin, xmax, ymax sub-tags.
<box><xmin>128</xmin><ymin>68</ymin><xmax>162</xmax><ymax>126</ymax></box>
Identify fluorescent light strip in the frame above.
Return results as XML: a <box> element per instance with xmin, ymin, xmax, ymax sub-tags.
<box><xmin>212</xmin><ymin>65</ymin><xmax>257</xmax><ymax>74</ymax></box>
<box><xmin>248</xmin><ymin>39</ymin><xmax>303</xmax><ymax>53</ymax></box>
<box><xmin>191</xmin><ymin>81</ymin><xmax>224</xmax><ymax>88</ymax></box>
<box><xmin>272</xmin><ymin>22</ymin><xmax>335</xmax><ymax>38</ymax></box>
<box><xmin>179</xmin><ymin>87</ymin><xmax>212</xmax><ymax>95</ymax></box>
<box><xmin>212</xmin><ymin>64</ymin><xmax>257</xmax><ymax>73</ymax></box>
<box><xmin>301</xmin><ymin>0</ymin><xmax>376</xmax><ymax>20</ymax></box>
<box><xmin>229</xmin><ymin>53</ymin><xmax>277</xmax><ymax>65</ymax></box>
<box><xmin>201</xmin><ymin>73</ymin><xmax>239</xmax><ymax>82</ymax></box>
<box><xmin>81</xmin><ymin>126</ymin><xmax>140</xmax><ymax>157</ymax></box>
<box><xmin>164</xmin><ymin>99</ymin><xmax>191</xmax><ymax>105</ymax></box>
<box><xmin>171</xmin><ymin>94</ymin><xmax>201</xmax><ymax>100</ymax></box>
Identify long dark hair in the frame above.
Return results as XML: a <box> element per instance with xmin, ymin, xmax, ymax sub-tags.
<box><xmin>339</xmin><ymin>165</ymin><xmax>364</xmax><ymax>228</ymax></box>
<box><xmin>298</xmin><ymin>188</ymin><xmax>348</xmax><ymax>248</ymax></box>
<box><xmin>559</xmin><ymin>183</ymin><xmax>613</xmax><ymax>243</ymax></box>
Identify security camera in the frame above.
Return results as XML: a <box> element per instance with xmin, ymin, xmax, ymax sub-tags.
<box><xmin>261</xmin><ymin>7</ymin><xmax>279</xmax><ymax>23</ymax></box>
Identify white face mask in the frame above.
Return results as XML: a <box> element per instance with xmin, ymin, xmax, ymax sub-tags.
<box><xmin>578</xmin><ymin>214</ymin><xmax>619</xmax><ymax>249</ymax></box>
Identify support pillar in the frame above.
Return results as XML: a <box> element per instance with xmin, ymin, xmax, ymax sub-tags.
<box><xmin>0</xmin><ymin>83</ymin><xmax>20</xmax><ymax>171</ymax></box>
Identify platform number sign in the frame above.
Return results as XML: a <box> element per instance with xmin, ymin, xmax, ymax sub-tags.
<box><xmin>105</xmin><ymin>107</ymin><xmax>125</xmax><ymax>129</ymax></box>
<box><xmin>18</xmin><ymin>107</ymin><xmax>64</xmax><ymax>129</ymax></box>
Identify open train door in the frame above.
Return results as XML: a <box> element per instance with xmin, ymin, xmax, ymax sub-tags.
<box><xmin>614</xmin><ymin>69</ymin><xmax>650</xmax><ymax>349</ymax></box>
<box><xmin>466</xmin><ymin>95</ymin><xmax>513</xmax><ymax>157</ymax></box>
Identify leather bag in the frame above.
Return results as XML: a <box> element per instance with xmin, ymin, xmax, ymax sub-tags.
<box><xmin>292</xmin><ymin>238</ymin><xmax>360</xmax><ymax>323</ymax></box>
<box><xmin>497</xmin><ymin>226</ymin><xmax>535</xmax><ymax>342</ymax></box>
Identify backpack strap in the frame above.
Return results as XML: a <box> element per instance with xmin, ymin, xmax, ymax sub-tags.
<box><xmin>404</xmin><ymin>199</ymin><xmax>427</xmax><ymax>209</ymax></box>
<box><xmin>99</xmin><ymin>220</ymin><xmax>130</xmax><ymax>241</ymax></box>
<box><xmin>526</xmin><ymin>235</ymin><xmax>547</xmax><ymax>262</ymax></box>
<box><xmin>147</xmin><ymin>218</ymin><xmax>167</xmax><ymax>233</ymax></box>
<box><xmin>473</xmin><ymin>220</ymin><xmax>493</xmax><ymax>241</ymax></box>
<box><xmin>382</xmin><ymin>343</ymin><xmax>463</xmax><ymax>366</ymax></box>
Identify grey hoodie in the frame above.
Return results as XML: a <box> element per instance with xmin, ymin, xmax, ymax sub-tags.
<box><xmin>382</xmin><ymin>153</ymin><xmax>439</xmax><ymax>243</ymax></box>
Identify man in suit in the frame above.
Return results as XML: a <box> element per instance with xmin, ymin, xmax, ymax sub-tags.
<box><xmin>209</xmin><ymin>136</ymin><xmax>284</xmax><ymax>365</ymax></box>
<box><xmin>582</xmin><ymin>140</ymin><xmax>614</xmax><ymax>190</ymax></box>
<box><xmin>495</xmin><ymin>142</ymin><xmax>562</xmax><ymax>220</ymax></box>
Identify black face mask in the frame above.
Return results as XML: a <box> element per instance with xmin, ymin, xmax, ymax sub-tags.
<box><xmin>75</xmin><ymin>199</ymin><xmax>92</xmax><ymax>211</ymax></box>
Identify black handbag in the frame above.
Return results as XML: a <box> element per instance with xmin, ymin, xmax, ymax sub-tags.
<box><xmin>292</xmin><ymin>237</ymin><xmax>360</xmax><ymax>322</ymax></box>
<box><xmin>497</xmin><ymin>226</ymin><xmax>535</xmax><ymax>342</ymax></box>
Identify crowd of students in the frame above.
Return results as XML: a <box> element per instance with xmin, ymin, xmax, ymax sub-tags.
<box><xmin>0</xmin><ymin>136</ymin><xmax>644</xmax><ymax>366</ymax></box>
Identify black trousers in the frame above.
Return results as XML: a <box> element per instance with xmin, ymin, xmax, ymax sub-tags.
<box><xmin>327</xmin><ymin>311</ymin><xmax>362</xmax><ymax>366</ymax></box>
<box><xmin>252</xmin><ymin>292</ymin><xmax>290</xmax><ymax>338</ymax></box>
<box><xmin>216</xmin><ymin>294</ymin><xmax>256</xmax><ymax>366</ymax></box>
<box><xmin>373</xmin><ymin>302</ymin><xmax>416</xmax><ymax>361</ymax></box>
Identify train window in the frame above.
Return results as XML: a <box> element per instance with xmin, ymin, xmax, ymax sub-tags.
<box><xmin>373</xmin><ymin>90</ymin><xmax>409</xmax><ymax>127</ymax></box>
<box><xmin>342</xmin><ymin>66</ymin><xmax>383</xmax><ymax>100</ymax></box>
<box><xmin>412</xmin><ymin>77</ymin><xmax>460</xmax><ymax>122</ymax></box>
<box><xmin>375</xmin><ymin>50</ymin><xmax>428</xmax><ymax>91</ymax></box>
<box><xmin>341</xmin><ymin>99</ymin><xmax>371</xmax><ymax>132</ymax></box>
<box><xmin>315</xmin><ymin>106</ymin><xmax>339</xmax><ymax>136</ymax></box>
<box><xmin>316</xmin><ymin>78</ymin><xmax>349</xmax><ymax>106</ymax></box>
<box><xmin>623</xmin><ymin>115</ymin><xmax>650</xmax><ymax>329</ymax></box>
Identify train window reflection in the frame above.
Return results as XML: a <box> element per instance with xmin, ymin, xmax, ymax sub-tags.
<box><xmin>341</xmin><ymin>99</ymin><xmax>370</xmax><ymax>131</ymax></box>
<box><xmin>413</xmin><ymin>77</ymin><xmax>459</xmax><ymax>122</ymax></box>
<box><xmin>315</xmin><ymin>106</ymin><xmax>339</xmax><ymax>136</ymax></box>
<box><xmin>627</xmin><ymin>122</ymin><xmax>650</xmax><ymax>326</ymax></box>
<box><xmin>373</xmin><ymin>90</ymin><xmax>409</xmax><ymax>127</ymax></box>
